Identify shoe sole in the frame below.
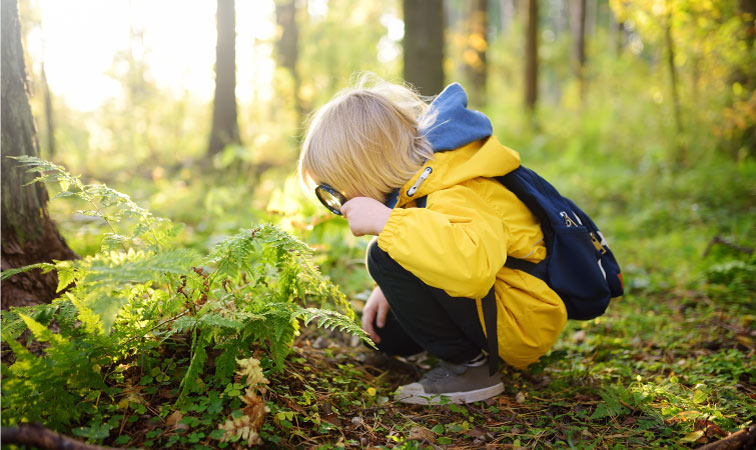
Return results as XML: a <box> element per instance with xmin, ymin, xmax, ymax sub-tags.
<box><xmin>395</xmin><ymin>382</ymin><xmax>505</xmax><ymax>405</ymax></box>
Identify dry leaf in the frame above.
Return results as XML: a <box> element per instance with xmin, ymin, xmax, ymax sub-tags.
<box><xmin>166</xmin><ymin>410</ymin><xmax>187</xmax><ymax>431</ymax></box>
<box><xmin>409</xmin><ymin>426</ymin><xmax>436</xmax><ymax>442</ymax></box>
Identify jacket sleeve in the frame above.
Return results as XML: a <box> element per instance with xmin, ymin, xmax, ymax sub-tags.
<box><xmin>376</xmin><ymin>182</ymin><xmax>510</xmax><ymax>299</ymax></box>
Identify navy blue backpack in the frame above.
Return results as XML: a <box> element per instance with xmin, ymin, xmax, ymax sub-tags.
<box><xmin>495</xmin><ymin>166</ymin><xmax>624</xmax><ymax>320</ymax></box>
<box><xmin>416</xmin><ymin>165</ymin><xmax>624</xmax><ymax>320</ymax></box>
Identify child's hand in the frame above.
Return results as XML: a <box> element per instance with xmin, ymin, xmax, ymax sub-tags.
<box><xmin>340</xmin><ymin>197</ymin><xmax>392</xmax><ymax>236</ymax></box>
<box><xmin>362</xmin><ymin>286</ymin><xmax>390</xmax><ymax>343</ymax></box>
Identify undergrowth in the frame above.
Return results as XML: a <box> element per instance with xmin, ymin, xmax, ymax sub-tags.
<box><xmin>1</xmin><ymin>157</ymin><xmax>370</xmax><ymax>448</ymax></box>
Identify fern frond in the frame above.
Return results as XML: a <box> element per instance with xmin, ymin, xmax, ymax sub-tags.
<box><xmin>80</xmin><ymin>248</ymin><xmax>200</xmax><ymax>286</ymax></box>
<box><xmin>293</xmin><ymin>307</ymin><xmax>374</xmax><ymax>348</ymax></box>
<box><xmin>176</xmin><ymin>330</ymin><xmax>209</xmax><ymax>407</ymax></box>
<box><xmin>1</xmin><ymin>262</ymin><xmax>56</xmax><ymax>281</ymax></box>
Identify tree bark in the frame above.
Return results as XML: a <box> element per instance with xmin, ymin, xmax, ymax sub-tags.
<box><xmin>464</xmin><ymin>0</ymin><xmax>487</xmax><ymax>107</ymax></box>
<box><xmin>1</xmin><ymin>0</ymin><xmax>77</xmax><ymax>310</ymax></box>
<box><xmin>208</xmin><ymin>0</ymin><xmax>240</xmax><ymax>157</ymax></box>
<box><xmin>697</xmin><ymin>423</ymin><xmax>756</xmax><ymax>450</ymax></box>
<box><xmin>524</xmin><ymin>0</ymin><xmax>539</xmax><ymax>112</ymax></box>
<box><xmin>403</xmin><ymin>0</ymin><xmax>445</xmax><ymax>96</ymax></box>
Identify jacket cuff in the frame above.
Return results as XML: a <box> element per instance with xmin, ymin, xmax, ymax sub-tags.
<box><xmin>377</xmin><ymin>208</ymin><xmax>407</xmax><ymax>253</ymax></box>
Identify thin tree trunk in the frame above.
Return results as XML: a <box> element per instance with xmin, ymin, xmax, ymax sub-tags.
<box><xmin>663</xmin><ymin>2</ymin><xmax>684</xmax><ymax>162</ymax></box>
<box><xmin>1</xmin><ymin>0</ymin><xmax>77</xmax><ymax>309</ymax></box>
<box><xmin>615</xmin><ymin>19</ymin><xmax>625</xmax><ymax>55</ymax></box>
<box><xmin>41</xmin><ymin>63</ymin><xmax>55</xmax><ymax>159</ymax></box>
<box><xmin>524</xmin><ymin>0</ymin><xmax>538</xmax><ymax>113</ymax></box>
<box><xmin>208</xmin><ymin>0</ymin><xmax>240</xmax><ymax>157</ymax></box>
<box><xmin>275</xmin><ymin>0</ymin><xmax>304</xmax><ymax>121</ymax></box>
<box><xmin>464</xmin><ymin>0</ymin><xmax>488</xmax><ymax>107</ymax></box>
<box><xmin>403</xmin><ymin>0</ymin><xmax>445</xmax><ymax>96</ymax></box>
<box><xmin>573</xmin><ymin>0</ymin><xmax>587</xmax><ymax>103</ymax></box>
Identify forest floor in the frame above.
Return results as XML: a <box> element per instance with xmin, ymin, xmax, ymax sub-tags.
<box><xmin>253</xmin><ymin>284</ymin><xmax>756</xmax><ymax>450</ymax></box>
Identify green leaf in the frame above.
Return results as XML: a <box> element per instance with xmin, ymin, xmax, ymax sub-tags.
<box><xmin>692</xmin><ymin>390</ymin><xmax>707</xmax><ymax>404</ymax></box>
<box><xmin>19</xmin><ymin>313</ymin><xmax>65</xmax><ymax>345</ymax></box>
<box><xmin>56</xmin><ymin>266</ymin><xmax>77</xmax><ymax>292</ymax></box>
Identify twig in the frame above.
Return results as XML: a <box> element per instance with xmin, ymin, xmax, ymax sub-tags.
<box><xmin>1</xmin><ymin>423</ymin><xmax>122</xmax><ymax>450</ymax></box>
<box><xmin>697</xmin><ymin>423</ymin><xmax>756</xmax><ymax>450</ymax></box>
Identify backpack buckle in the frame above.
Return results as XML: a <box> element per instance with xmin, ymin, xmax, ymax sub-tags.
<box><xmin>590</xmin><ymin>232</ymin><xmax>607</xmax><ymax>254</ymax></box>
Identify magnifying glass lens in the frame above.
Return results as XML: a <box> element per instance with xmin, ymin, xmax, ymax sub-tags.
<box><xmin>315</xmin><ymin>184</ymin><xmax>347</xmax><ymax>215</ymax></box>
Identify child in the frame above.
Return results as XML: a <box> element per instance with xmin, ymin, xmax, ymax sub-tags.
<box><xmin>298</xmin><ymin>75</ymin><xmax>567</xmax><ymax>404</ymax></box>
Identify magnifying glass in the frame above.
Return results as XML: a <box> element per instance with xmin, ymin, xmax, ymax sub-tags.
<box><xmin>315</xmin><ymin>184</ymin><xmax>347</xmax><ymax>215</ymax></box>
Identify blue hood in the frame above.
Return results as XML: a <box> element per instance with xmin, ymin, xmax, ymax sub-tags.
<box><xmin>421</xmin><ymin>83</ymin><xmax>492</xmax><ymax>152</ymax></box>
<box><xmin>385</xmin><ymin>83</ymin><xmax>492</xmax><ymax>208</ymax></box>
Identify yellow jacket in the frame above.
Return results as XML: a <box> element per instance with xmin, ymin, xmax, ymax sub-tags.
<box><xmin>376</xmin><ymin>136</ymin><xmax>567</xmax><ymax>369</ymax></box>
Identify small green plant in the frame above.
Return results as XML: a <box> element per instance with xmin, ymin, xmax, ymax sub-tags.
<box><xmin>1</xmin><ymin>156</ymin><xmax>370</xmax><ymax>445</ymax></box>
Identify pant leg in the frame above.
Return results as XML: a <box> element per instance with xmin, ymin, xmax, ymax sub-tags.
<box><xmin>371</xmin><ymin>310</ymin><xmax>425</xmax><ymax>357</ymax></box>
<box><xmin>366</xmin><ymin>239</ymin><xmax>487</xmax><ymax>364</ymax></box>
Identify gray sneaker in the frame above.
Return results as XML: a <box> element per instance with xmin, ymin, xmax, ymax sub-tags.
<box><xmin>394</xmin><ymin>360</ymin><xmax>504</xmax><ymax>405</ymax></box>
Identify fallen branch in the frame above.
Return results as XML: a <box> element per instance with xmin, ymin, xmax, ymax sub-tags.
<box><xmin>702</xmin><ymin>235</ymin><xmax>754</xmax><ymax>258</ymax></box>
<box><xmin>697</xmin><ymin>423</ymin><xmax>756</xmax><ymax>450</ymax></box>
<box><xmin>1</xmin><ymin>423</ymin><xmax>123</xmax><ymax>450</ymax></box>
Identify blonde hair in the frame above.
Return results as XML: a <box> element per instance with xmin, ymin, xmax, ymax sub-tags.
<box><xmin>298</xmin><ymin>74</ymin><xmax>436</xmax><ymax>204</ymax></box>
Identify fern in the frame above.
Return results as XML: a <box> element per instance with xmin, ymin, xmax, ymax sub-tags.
<box><xmin>1</xmin><ymin>158</ymin><xmax>371</xmax><ymax>439</ymax></box>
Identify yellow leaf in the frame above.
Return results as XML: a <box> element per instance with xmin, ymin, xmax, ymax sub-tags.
<box><xmin>680</xmin><ymin>430</ymin><xmax>704</xmax><ymax>443</ymax></box>
<box><xmin>366</xmin><ymin>387</ymin><xmax>376</xmax><ymax>397</ymax></box>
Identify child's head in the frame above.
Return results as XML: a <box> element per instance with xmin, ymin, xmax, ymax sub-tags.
<box><xmin>298</xmin><ymin>74</ymin><xmax>435</xmax><ymax>205</ymax></box>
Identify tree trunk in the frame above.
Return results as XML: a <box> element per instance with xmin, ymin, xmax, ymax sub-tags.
<box><xmin>524</xmin><ymin>0</ymin><xmax>538</xmax><ymax>112</ymax></box>
<box><xmin>663</xmin><ymin>1</ymin><xmax>684</xmax><ymax>162</ymax></box>
<box><xmin>464</xmin><ymin>0</ymin><xmax>487</xmax><ymax>107</ymax></box>
<box><xmin>41</xmin><ymin>63</ymin><xmax>55</xmax><ymax>159</ymax></box>
<box><xmin>403</xmin><ymin>0</ymin><xmax>445</xmax><ymax>96</ymax></box>
<box><xmin>275</xmin><ymin>0</ymin><xmax>304</xmax><ymax>121</ymax></box>
<box><xmin>572</xmin><ymin>0</ymin><xmax>587</xmax><ymax>102</ymax></box>
<box><xmin>614</xmin><ymin>18</ymin><xmax>625</xmax><ymax>56</ymax></box>
<box><xmin>208</xmin><ymin>0</ymin><xmax>240</xmax><ymax>157</ymax></box>
<box><xmin>1</xmin><ymin>0</ymin><xmax>77</xmax><ymax>310</ymax></box>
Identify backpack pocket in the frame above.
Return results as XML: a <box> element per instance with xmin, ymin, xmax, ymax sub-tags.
<box><xmin>546</xmin><ymin>224</ymin><xmax>612</xmax><ymax>320</ymax></box>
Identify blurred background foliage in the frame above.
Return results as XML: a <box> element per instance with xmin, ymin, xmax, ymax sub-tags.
<box><xmin>14</xmin><ymin>0</ymin><xmax>756</xmax><ymax>299</ymax></box>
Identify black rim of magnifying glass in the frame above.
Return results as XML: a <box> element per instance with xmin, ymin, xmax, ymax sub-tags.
<box><xmin>315</xmin><ymin>184</ymin><xmax>347</xmax><ymax>215</ymax></box>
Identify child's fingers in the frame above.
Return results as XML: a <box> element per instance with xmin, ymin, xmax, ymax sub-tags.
<box><xmin>376</xmin><ymin>300</ymin><xmax>389</xmax><ymax>328</ymax></box>
<box><xmin>361</xmin><ymin>303</ymin><xmax>381</xmax><ymax>343</ymax></box>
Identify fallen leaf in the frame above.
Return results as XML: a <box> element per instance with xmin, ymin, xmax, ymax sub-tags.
<box><xmin>409</xmin><ymin>426</ymin><xmax>435</xmax><ymax>442</ymax></box>
<box><xmin>322</xmin><ymin>413</ymin><xmax>342</xmax><ymax>427</ymax></box>
<box><xmin>622</xmin><ymin>416</ymin><xmax>637</xmax><ymax>426</ymax></box>
<box><xmin>515</xmin><ymin>391</ymin><xmax>526</xmax><ymax>403</ymax></box>
<box><xmin>735</xmin><ymin>335</ymin><xmax>754</xmax><ymax>349</ymax></box>
<box><xmin>467</xmin><ymin>428</ymin><xmax>486</xmax><ymax>439</ymax></box>
<box><xmin>680</xmin><ymin>430</ymin><xmax>705</xmax><ymax>443</ymax></box>
<box><xmin>166</xmin><ymin>410</ymin><xmax>187</xmax><ymax>431</ymax></box>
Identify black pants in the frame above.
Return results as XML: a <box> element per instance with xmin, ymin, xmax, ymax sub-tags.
<box><xmin>366</xmin><ymin>239</ymin><xmax>487</xmax><ymax>364</ymax></box>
